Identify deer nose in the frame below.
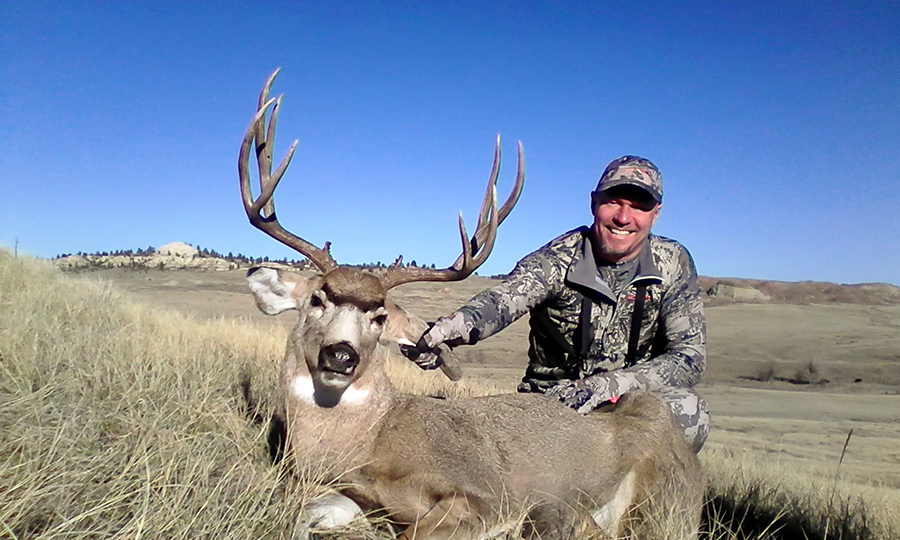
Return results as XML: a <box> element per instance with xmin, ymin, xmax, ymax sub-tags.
<box><xmin>319</xmin><ymin>342</ymin><xmax>360</xmax><ymax>375</ymax></box>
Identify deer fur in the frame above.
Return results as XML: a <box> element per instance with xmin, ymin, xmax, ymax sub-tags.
<box><xmin>248</xmin><ymin>266</ymin><xmax>704</xmax><ymax>540</ymax></box>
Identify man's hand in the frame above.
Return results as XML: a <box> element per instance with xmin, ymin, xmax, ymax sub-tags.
<box><xmin>545</xmin><ymin>380</ymin><xmax>594</xmax><ymax>410</ymax></box>
<box><xmin>546</xmin><ymin>375</ymin><xmax>613</xmax><ymax>414</ymax></box>
<box><xmin>404</xmin><ymin>312</ymin><xmax>470</xmax><ymax>371</ymax></box>
<box><xmin>399</xmin><ymin>339</ymin><xmax>443</xmax><ymax>370</ymax></box>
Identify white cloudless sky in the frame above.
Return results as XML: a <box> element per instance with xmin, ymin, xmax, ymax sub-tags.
<box><xmin>2</xmin><ymin>1</ymin><xmax>898</xmax><ymax>284</ymax></box>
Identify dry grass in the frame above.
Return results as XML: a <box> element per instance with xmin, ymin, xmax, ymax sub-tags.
<box><xmin>701</xmin><ymin>443</ymin><xmax>899</xmax><ymax>539</ymax></box>
<box><xmin>1</xmin><ymin>250</ymin><xmax>897</xmax><ymax>539</ymax></box>
<box><xmin>0</xmin><ymin>251</ymin><xmax>299</xmax><ymax>538</ymax></box>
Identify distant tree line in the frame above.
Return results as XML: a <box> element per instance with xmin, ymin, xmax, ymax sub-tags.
<box><xmin>355</xmin><ymin>259</ymin><xmax>437</xmax><ymax>270</ymax></box>
<box><xmin>55</xmin><ymin>246</ymin><xmax>158</xmax><ymax>258</ymax></box>
<box><xmin>53</xmin><ymin>244</ymin><xmax>308</xmax><ymax>265</ymax></box>
<box><xmin>53</xmin><ymin>245</ymin><xmax>451</xmax><ymax>272</ymax></box>
<box><xmin>195</xmin><ymin>245</ymin><xmax>312</xmax><ymax>266</ymax></box>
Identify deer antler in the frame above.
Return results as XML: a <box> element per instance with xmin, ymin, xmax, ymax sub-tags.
<box><xmin>239</xmin><ymin>69</ymin><xmax>525</xmax><ymax>284</ymax></box>
<box><xmin>452</xmin><ymin>136</ymin><xmax>524</xmax><ymax>271</ymax></box>
<box><xmin>379</xmin><ymin>140</ymin><xmax>524</xmax><ymax>290</ymax></box>
<box><xmin>238</xmin><ymin>68</ymin><xmax>339</xmax><ymax>274</ymax></box>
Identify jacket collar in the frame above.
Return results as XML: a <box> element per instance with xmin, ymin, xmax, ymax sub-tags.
<box><xmin>565</xmin><ymin>228</ymin><xmax>663</xmax><ymax>303</ymax></box>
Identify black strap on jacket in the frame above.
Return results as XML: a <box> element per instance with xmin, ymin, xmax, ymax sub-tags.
<box><xmin>626</xmin><ymin>284</ymin><xmax>647</xmax><ymax>366</ymax></box>
<box><xmin>575</xmin><ymin>284</ymin><xmax>646</xmax><ymax>367</ymax></box>
<box><xmin>530</xmin><ymin>284</ymin><xmax>647</xmax><ymax>375</ymax></box>
<box><xmin>573</xmin><ymin>294</ymin><xmax>593</xmax><ymax>361</ymax></box>
<box><xmin>528</xmin><ymin>294</ymin><xmax>591</xmax><ymax>378</ymax></box>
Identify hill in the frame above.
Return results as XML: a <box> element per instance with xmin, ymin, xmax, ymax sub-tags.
<box><xmin>700</xmin><ymin>276</ymin><xmax>900</xmax><ymax>305</ymax></box>
<box><xmin>52</xmin><ymin>244</ymin><xmax>900</xmax><ymax>307</ymax></box>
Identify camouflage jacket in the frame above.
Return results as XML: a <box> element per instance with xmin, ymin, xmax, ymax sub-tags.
<box><xmin>457</xmin><ymin>227</ymin><xmax>706</xmax><ymax>395</ymax></box>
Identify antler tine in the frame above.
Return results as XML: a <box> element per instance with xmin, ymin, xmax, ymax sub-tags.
<box><xmin>504</xmin><ymin>141</ymin><xmax>526</xmax><ymax>220</ymax></box>
<box><xmin>458</xmin><ymin>185</ymin><xmax>499</xmax><ymax>272</ymax></box>
<box><xmin>239</xmin><ymin>99</ymin><xmax>277</xmax><ymax>211</ymax></box>
<box><xmin>380</xmin><ymin>140</ymin><xmax>522</xmax><ymax>291</ymax></box>
<box><xmin>472</xmin><ymin>135</ymin><xmax>502</xmax><ymax>244</ymax></box>
<box><xmin>238</xmin><ymin>69</ymin><xmax>339</xmax><ymax>274</ymax></box>
<box><xmin>449</xmin><ymin>140</ymin><xmax>525</xmax><ymax>271</ymax></box>
<box><xmin>254</xmin><ymin>69</ymin><xmax>279</xmax><ymax>218</ymax></box>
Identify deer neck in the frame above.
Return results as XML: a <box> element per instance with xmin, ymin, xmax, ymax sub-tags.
<box><xmin>282</xmin><ymin>344</ymin><xmax>397</xmax><ymax>479</ymax></box>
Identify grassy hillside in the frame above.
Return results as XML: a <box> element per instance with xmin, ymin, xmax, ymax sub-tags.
<box><xmin>1</xmin><ymin>251</ymin><xmax>896</xmax><ymax>539</ymax></box>
<box><xmin>0</xmin><ymin>251</ymin><xmax>296</xmax><ymax>538</ymax></box>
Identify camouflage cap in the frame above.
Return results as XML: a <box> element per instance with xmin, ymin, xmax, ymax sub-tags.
<box><xmin>595</xmin><ymin>156</ymin><xmax>663</xmax><ymax>203</ymax></box>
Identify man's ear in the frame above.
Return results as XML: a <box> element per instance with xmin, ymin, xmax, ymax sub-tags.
<box><xmin>650</xmin><ymin>203</ymin><xmax>662</xmax><ymax>227</ymax></box>
<box><xmin>246</xmin><ymin>267</ymin><xmax>313</xmax><ymax>315</ymax></box>
<box><xmin>590</xmin><ymin>190</ymin><xmax>601</xmax><ymax>214</ymax></box>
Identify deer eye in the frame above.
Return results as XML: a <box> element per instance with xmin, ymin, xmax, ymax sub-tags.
<box><xmin>310</xmin><ymin>294</ymin><xmax>324</xmax><ymax>308</ymax></box>
<box><xmin>372</xmin><ymin>314</ymin><xmax>387</xmax><ymax>326</ymax></box>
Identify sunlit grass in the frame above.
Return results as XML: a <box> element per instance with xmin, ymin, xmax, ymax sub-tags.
<box><xmin>1</xmin><ymin>250</ymin><xmax>896</xmax><ymax>538</ymax></box>
<box><xmin>701</xmin><ymin>444</ymin><xmax>898</xmax><ymax>539</ymax></box>
<box><xmin>0</xmin><ymin>251</ymin><xmax>296</xmax><ymax>538</ymax></box>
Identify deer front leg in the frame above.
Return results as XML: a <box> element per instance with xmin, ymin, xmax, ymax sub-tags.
<box><xmin>523</xmin><ymin>502</ymin><xmax>592</xmax><ymax>540</ymax></box>
<box><xmin>396</xmin><ymin>493</ymin><xmax>487</xmax><ymax>540</ymax></box>
<box><xmin>292</xmin><ymin>490</ymin><xmax>364</xmax><ymax>540</ymax></box>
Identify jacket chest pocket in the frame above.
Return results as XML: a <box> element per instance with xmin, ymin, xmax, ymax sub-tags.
<box><xmin>597</xmin><ymin>285</ymin><xmax>661</xmax><ymax>358</ymax></box>
<box><xmin>634</xmin><ymin>286</ymin><xmax>661</xmax><ymax>331</ymax></box>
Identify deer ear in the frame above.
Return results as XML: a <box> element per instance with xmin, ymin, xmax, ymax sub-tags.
<box><xmin>382</xmin><ymin>300</ymin><xmax>428</xmax><ymax>346</ymax></box>
<box><xmin>382</xmin><ymin>300</ymin><xmax>464</xmax><ymax>382</ymax></box>
<box><xmin>247</xmin><ymin>267</ymin><xmax>312</xmax><ymax>315</ymax></box>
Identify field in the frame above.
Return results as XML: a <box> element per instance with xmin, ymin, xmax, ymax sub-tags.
<box><xmin>88</xmin><ymin>267</ymin><xmax>900</xmax><ymax>489</ymax></box>
<box><xmin>2</xmin><ymin>254</ymin><xmax>899</xmax><ymax>538</ymax></box>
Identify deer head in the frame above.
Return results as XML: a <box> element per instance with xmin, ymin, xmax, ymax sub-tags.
<box><xmin>239</xmin><ymin>69</ymin><xmax>523</xmax><ymax>407</ymax></box>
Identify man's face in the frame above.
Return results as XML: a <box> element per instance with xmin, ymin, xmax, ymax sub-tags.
<box><xmin>590</xmin><ymin>185</ymin><xmax>660</xmax><ymax>264</ymax></box>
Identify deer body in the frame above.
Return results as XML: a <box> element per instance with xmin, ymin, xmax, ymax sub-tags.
<box><xmin>365</xmin><ymin>392</ymin><xmax>702</xmax><ymax>538</ymax></box>
<box><xmin>239</xmin><ymin>70</ymin><xmax>703</xmax><ymax>539</ymax></box>
<box><xmin>250</xmin><ymin>267</ymin><xmax>703</xmax><ymax>539</ymax></box>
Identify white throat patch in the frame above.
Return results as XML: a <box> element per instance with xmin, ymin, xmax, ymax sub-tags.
<box><xmin>291</xmin><ymin>375</ymin><xmax>371</xmax><ymax>406</ymax></box>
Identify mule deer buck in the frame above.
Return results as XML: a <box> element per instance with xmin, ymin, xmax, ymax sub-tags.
<box><xmin>240</xmin><ymin>69</ymin><xmax>704</xmax><ymax>539</ymax></box>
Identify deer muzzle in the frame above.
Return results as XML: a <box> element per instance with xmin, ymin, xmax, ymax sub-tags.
<box><xmin>318</xmin><ymin>342</ymin><xmax>360</xmax><ymax>378</ymax></box>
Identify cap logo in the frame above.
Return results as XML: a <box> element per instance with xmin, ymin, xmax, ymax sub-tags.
<box><xmin>617</xmin><ymin>166</ymin><xmax>650</xmax><ymax>178</ymax></box>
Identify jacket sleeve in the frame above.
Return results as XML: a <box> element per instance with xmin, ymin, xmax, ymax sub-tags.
<box><xmin>454</xmin><ymin>245</ymin><xmax>563</xmax><ymax>343</ymax></box>
<box><xmin>582</xmin><ymin>246</ymin><xmax>707</xmax><ymax>397</ymax></box>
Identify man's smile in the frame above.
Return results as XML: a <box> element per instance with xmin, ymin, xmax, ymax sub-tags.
<box><xmin>608</xmin><ymin>227</ymin><xmax>634</xmax><ymax>237</ymax></box>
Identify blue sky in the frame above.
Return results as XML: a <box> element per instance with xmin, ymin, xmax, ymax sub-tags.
<box><xmin>2</xmin><ymin>1</ymin><xmax>898</xmax><ymax>284</ymax></box>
